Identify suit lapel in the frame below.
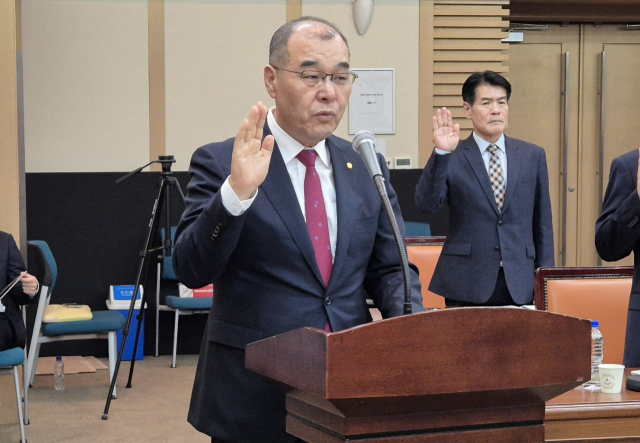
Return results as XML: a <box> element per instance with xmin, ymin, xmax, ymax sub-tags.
<box><xmin>461</xmin><ymin>137</ymin><xmax>501</xmax><ymax>216</ymax></box>
<box><xmin>259</xmin><ymin>125</ymin><xmax>326</xmax><ymax>287</ymax></box>
<box><xmin>327</xmin><ymin>137</ymin><xmax>357</xmax><ymax>289</ymax></box>
<box><xmin>501</xmin><ymin>136</ymin><xmax>521</xmax><ymax>213</ymax></box>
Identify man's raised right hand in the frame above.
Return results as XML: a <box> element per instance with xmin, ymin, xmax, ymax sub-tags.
<box><xmin>433</xmin><ymin>107</ymin><xmax>460</xmax><ymax>153</ymax></box>
<box><xmin>229</xmin><ymin>102</ymin><xmax>275</xmax><ymax>201</ymax></box>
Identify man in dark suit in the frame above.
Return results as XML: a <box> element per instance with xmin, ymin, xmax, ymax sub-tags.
<box><xmin>0</xmin><ymin>231</ymin><xmax>39</xmax><ymax>352</ymax></box>
<box><xmin>596</xmin><ymin>148</ymin><xmax>640</xmax><ymax>366</ymax></box>
<box><xmin>173</xmin><ymin>17</ymin><xmax>423</xmax><ymax>443</ymax></box>
<box><xmin>415</xmin><ymin>70</ymin><xmax>554</xmax><ymax>307</ymax></box>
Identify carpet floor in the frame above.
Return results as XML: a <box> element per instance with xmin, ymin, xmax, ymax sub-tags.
<box><xmin>0</xmin><ymin>354</ymin><xmax>210</xmax><ymax>442</ymax></box>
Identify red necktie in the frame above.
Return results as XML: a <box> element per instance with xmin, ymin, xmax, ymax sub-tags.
<box><xmin>297</xmin><ymin>149</ymin><xmax>333</xmax><ymax>286</ymax></box>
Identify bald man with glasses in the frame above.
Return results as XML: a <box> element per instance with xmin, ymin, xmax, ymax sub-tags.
<box><xmin>174</xmin><ymin>16</ymin><xmax>423</xmax><ymax>443</ymax></box>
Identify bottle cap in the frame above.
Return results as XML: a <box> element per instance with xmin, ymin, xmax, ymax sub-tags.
<box><xmin>56</xmin><ymin>356</ymin><xmax>62</xmax><ymax>362</ymax></box>
<box><xmin>591</xmin><ymin>320</ymin><xmax>599</xmax><ymax>328</ymax></box>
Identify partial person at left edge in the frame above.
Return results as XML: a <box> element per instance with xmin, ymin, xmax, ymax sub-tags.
<box><xmin>0</xmin><ymin>231</ymin><xmax>39</xmax><ymax>352</ymax></box>
<box><xmin>172</xmin><ymin>16</ymin><xmax>424</xmax><ymax>443</ymax></box>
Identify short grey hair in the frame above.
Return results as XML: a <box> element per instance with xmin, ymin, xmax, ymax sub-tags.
<box><xmin>269</xmin><ymin>16</ymin><xmax>350</xmax><ymax>67</ymax></box>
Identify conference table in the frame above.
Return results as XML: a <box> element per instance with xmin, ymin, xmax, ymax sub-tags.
<box><xmin>545</xmin><ymin>369</ymin><xmax>640</xmax><ymax>441</ymax></box>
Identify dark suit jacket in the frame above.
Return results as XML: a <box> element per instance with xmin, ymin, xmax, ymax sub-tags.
<box><xmin>415</xmin><ymin>135</ymin><xmax>554</xmax><ymax>305</ymax></box>
<box><xmin>0</xmin><ymin>231</ymin><xmax>38</xmax><ymax>350</ymax></box>
<box><xmin>595</xmin><ymin>149</ymin><xmax>640</xmax><ymax>366</ymax></box>
<box><xmin>173</xmin><ymin>124</ymin><xmax>423</xmax><ymax>442</ymax></box>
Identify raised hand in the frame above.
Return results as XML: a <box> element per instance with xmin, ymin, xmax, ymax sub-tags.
<box><xmin>229</xmin><ymin>102</ymin><xmax>275</xmax><ymax>200</ymax></box>
<box><xmin>433</xmin><ymin>107</ymin><xmax>460</xmax><ymax>152</ymax></box>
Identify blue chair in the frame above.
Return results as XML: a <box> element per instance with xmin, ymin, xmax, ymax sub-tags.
<box><xmin>156</xmin><ymin>228</ymin><xmax>212</xmax><ymax>368</ymax></box>
<box><xmin>0</xmin><ymin>347</ymin><xmax>27</xmax><ymax>442</ymax></box>
<box><xmin>405</xmin><ymin>222</ymin><xmax>431</xmax><ymax>237</ymax></box>
<box><xmin>25</xmin><ymin>241</ymin><xmax>126</xmax><ymax>398</ymax></box>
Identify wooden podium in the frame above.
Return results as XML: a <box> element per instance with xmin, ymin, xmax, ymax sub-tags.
<box><xmin>246</xmin><ymin>308</ymin><xmax>591</xmax><ymax>442</ymax></box>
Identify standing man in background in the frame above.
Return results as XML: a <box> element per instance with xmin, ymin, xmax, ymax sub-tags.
<box><xmin>596</xmin><ymin>148</ymin><xmax>640</xmax><ymax>367</ymax></box>
<box><xmin>0</xmin><ymin>231</ymin><xmax>39</xmax><ymax>352</ymax></box>
<box><xmin>173</xmin><ymin>17</ymin><xmax>423</xmax><ymax>443</ymax></box>
<box><xmin>415</xmin><ymin>70</ymin><xmax>554</xmax><ymax>307</ymax></box>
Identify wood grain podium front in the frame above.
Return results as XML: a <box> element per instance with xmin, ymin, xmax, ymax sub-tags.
<box><xmin>246</xmin><ymin>308</ymin><xmax>591</xmax><ymax>442</ymax></box>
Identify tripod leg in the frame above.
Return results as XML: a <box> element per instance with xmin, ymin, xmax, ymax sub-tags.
<box><xmin>103</xmin><ymin>178</ymin><xmax>167</xmax><ymax>419</ymax></box>
<box><xmin>156</xmin><ymin>262</ymin><xmax>160</xmax><ymax>357</ymax></box>
<box><xmin>126</xmin><ymin>291</ymin><xmax>148</xmax><ymax>388</ymax></box>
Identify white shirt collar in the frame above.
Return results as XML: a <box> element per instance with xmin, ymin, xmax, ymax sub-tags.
<box><xmin>267</xmin><ymin>107</ymin><xmax>329</xmax><ymax>167</ymax></box>
<box><xmin>473</xmin><ymin>132</ymin><xmax>506</xmax><ymax>155</ymax></box>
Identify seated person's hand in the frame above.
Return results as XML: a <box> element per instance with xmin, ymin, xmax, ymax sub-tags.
<box><xmin>20</xmin><ymin>272</ymin><xmax>38</xmax><ymax>297</ymax></box>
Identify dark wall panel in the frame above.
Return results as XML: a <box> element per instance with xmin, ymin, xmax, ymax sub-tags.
<box><xmin>25</xmin><ymin>168</ymin><xmax>447</xmax><ymax>357</ymax></box>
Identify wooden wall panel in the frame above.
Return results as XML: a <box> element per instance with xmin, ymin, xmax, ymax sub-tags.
<box><xmin>0</xmin><ymin>0</ymin><xmax>20</xmax><ymax>240</ymax></box>
<box><xmin>419</xmin><ymin>0</ymin><xmax>510</xmax><ymax>165</ymax></box>
<box><xmin>287</xmin><ymin>0</ymin><xmax>302</xmax><ymax>22</ymax></box>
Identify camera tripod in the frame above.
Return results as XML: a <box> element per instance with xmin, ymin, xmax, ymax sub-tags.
<box><xmin>102</xmin><ymin>155</ymin><xmax>185</xmax><ymax>419</ymax></box>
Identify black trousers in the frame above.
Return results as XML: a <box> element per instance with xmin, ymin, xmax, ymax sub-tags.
<box><xmin>0</xmin><ymin>314</ymin><xmax>17</xmax><ymax>352</ymax></box>
<box><xmin>445</xmin><ymin>268</ymin><xmax>517</xmax><ymax>307</ymax></box>
<box><xmin>624</xmin><ymin>309</ymin><xmax>640</xmax><ymax>367</ymax></box>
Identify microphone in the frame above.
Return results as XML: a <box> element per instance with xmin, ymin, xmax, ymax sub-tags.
<box><xmin>352</xmin><ymin>130</ymin><xmax>383</xmax><ymax>178</ymax></box>
<box><xmin>351</xmin><ymin>131</ymin><xmax>413</xmax><ymax>316</ymax></box>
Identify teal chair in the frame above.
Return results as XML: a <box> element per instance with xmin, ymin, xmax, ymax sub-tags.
<box><xmin>405</xmin><ymin>222</ymin><xmax>431</xmax><ymax>237</ymax></box>
<box><xmin>25</xmin><ymin>241</ymin><xmax>126</xmax><ymax>398</ymax></box>
<box><xmin>156</xmin><ymin>228</ymin><xmax>212</xmax><ymax>368</ymax></box>
<box><xmin>0</xmin><ymin>347</ymin><xmax>27</xmax><ymax>442</ymax></box>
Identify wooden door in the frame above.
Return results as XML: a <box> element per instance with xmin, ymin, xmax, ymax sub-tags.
<box><xmin>580</xmin><ymin>25</ymin><xmax>640</xmax><ymax>266</ymax></box>
<box><xmin>507</xmin><ymin>25</ymin><xmax>580</xmax><ymax>266</ymax></box>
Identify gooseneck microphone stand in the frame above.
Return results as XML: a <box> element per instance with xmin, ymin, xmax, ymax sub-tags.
<box><xmin>102</xmin><ymin>155</ymin><xmax>185</xmax><ymax>419</ymax></box>
<box><xmin>352</xmin><ymin>130</ymin><xmax>412</xmax><ymax>315</ymax></box>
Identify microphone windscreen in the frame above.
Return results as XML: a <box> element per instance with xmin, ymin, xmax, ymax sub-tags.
<box><xmin>352</xmin><ymin>130</ymin><xmax>377</xmax><ymax>152</ymax></box>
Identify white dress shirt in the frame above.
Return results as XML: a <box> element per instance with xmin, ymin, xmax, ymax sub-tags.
<box><xmin>220</xmin><ymin>108</ymin><xmax>337</xmax><ymax>260</ymax></box>
<box><xmin>435</xmin><ymin>132</ymin><xmax>507</xmax><ymax>189</ymax></box>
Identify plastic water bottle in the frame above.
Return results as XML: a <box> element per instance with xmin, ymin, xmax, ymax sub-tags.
<box><xmin>583</xmin><ymin>321</ymin><xmax>604</xmax><ymax>391</ymax></box>
<box><xmin>54</xmin><ymin>356</ymin><xmax>65</xmax><ymax>391</ymax></box>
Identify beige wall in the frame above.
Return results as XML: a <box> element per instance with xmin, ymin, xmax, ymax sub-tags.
<box><xmin>165</xmin><ymin>0</ymin><xmax>286</xmax><ymax>171</ymax></box>
<box><xmin>304</xmin><ymin>0</ymin><xmax>420</xmax><ymax>168</ymax></box>
<box><xmin>21</xmin><ymin>0</ymin><xmax>150</xmax><ymax>173</ymax></box>
<box><xmin>20</xmin><ymin>0</ymin><xmax>421</xmax><ymax>172</ymax></box>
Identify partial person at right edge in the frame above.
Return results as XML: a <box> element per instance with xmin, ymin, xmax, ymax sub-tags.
<box><xmin>415</xmin><ymin>70</ymin><xmax>554</xmax><ymax>307</ymax></box>
<box><xmin>596</xmin><ymin>148</ymin><xmax>640</xmax><ymax>367</ymax></box>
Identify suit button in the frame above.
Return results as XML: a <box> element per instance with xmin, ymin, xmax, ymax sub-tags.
<box><xmin>494</xmin><ymin>246</ymin><xmax>500</xmax><ymax>251</ymax></box>
<box><xmin>325</xmin><ymin>297</ymin><xmax>332</xmax><ymax>306</ymax></box>
<box><xmin>498</xmin><ymin>220</ymin><xmax>504</xmax><ymax>226</ymax></box>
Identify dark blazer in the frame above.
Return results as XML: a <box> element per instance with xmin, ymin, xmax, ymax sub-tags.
<box><xmin>415</xmin><ymin>134</ymin><xmax>554</xmax><ymax>305</ymax></box>
<box><xmin>595</xmin><ymin>149</ymin><xmax>640</xmax><ymax>366</ymax></box>
<box><xmin>0</xmin><ymin>231</ymin><xmax>38</xmax><ymax>350</ymax></box>
<box><xmin>173</xmin><ymin>124</ymin><xmax>423</xmax><ymax>442</ymax></box>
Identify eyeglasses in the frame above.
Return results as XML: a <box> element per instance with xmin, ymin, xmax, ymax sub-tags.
<box><xmin>272</xmin><ymin>67</ymin><xmax>358</xmax><ymax>87</ymax></box>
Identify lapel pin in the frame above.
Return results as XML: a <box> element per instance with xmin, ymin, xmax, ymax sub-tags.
<box><xmin>347</xmin><ymin>162</ymin><xmax>353</xmax><ymax>169</ymax></box>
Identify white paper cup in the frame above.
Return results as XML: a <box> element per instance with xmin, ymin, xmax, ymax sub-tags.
<box><xmin>598</xmin><ymin>364</ymin><xmax>625</xmax><ymax>394</ymax></box>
